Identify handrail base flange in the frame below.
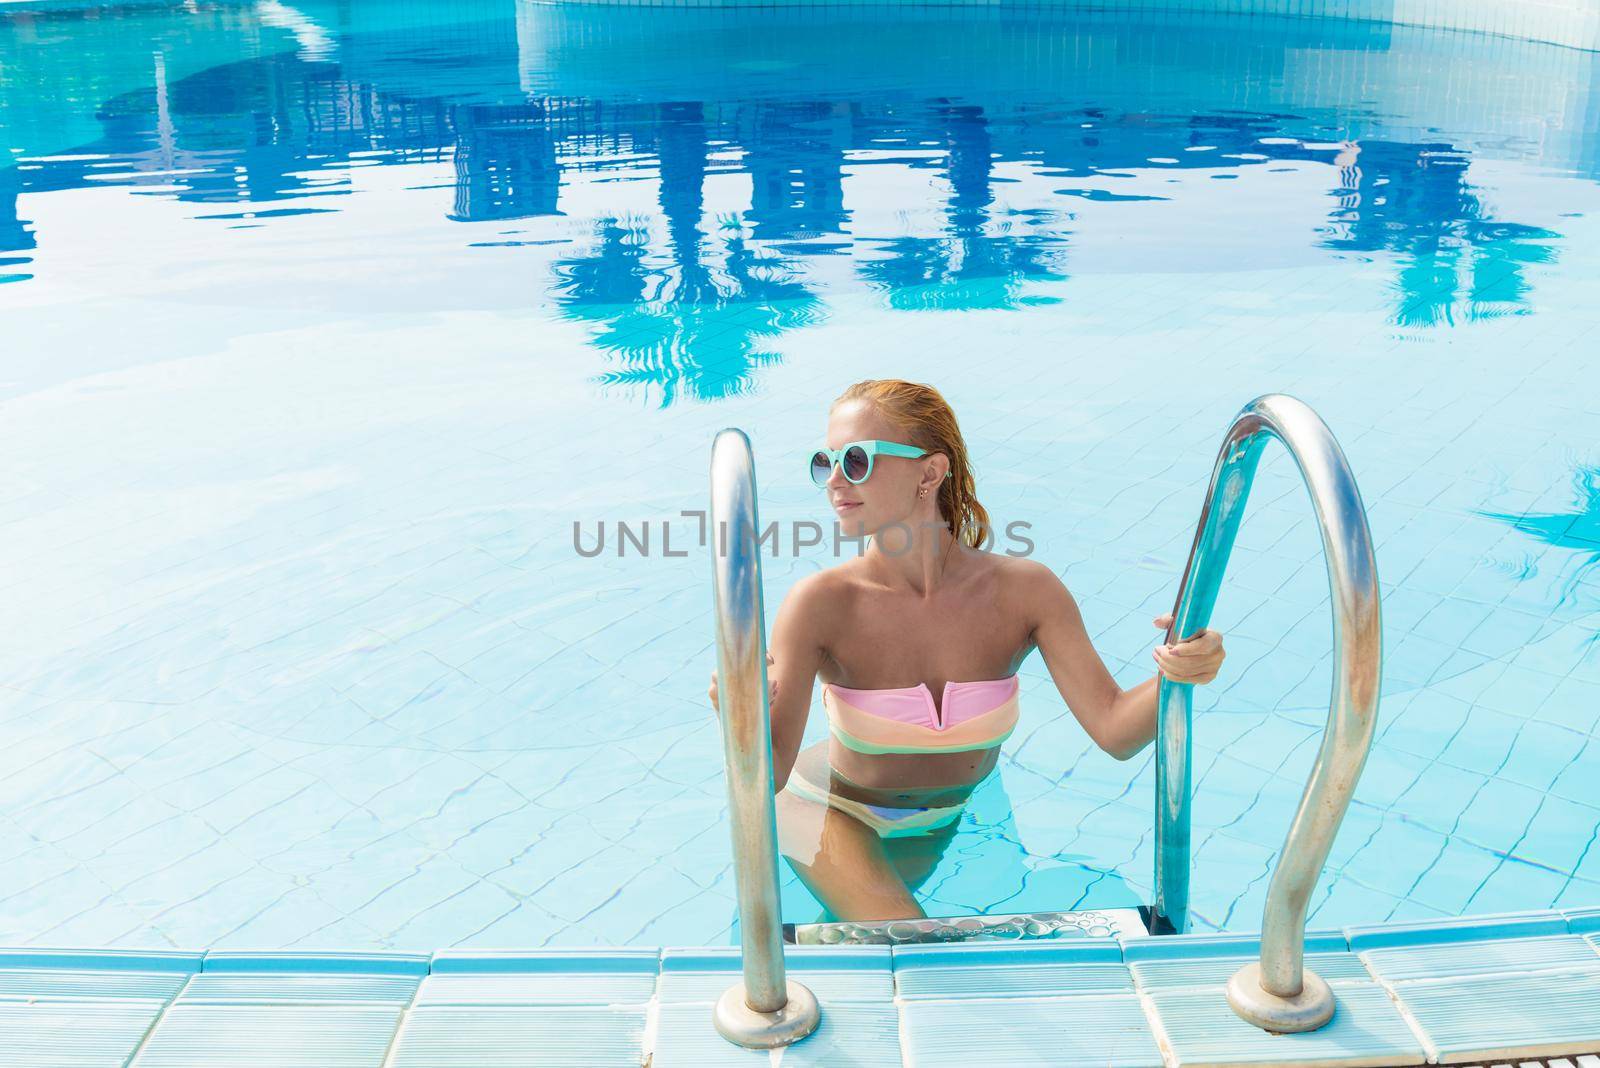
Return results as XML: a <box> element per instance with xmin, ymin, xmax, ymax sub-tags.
<box><xmin>1226</xmin><ymin>962</ymin><xmax>1335</xmax><ymax>1034</ymax></box>
<box><xmin>713</xmin><ymin>979</ymin><xmax>820</xmax><ymax>1049</ymax></box>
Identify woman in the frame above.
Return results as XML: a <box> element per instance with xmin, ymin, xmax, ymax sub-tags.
<box><xmin>708</xmin><ymin>379</ymin><xmax>1226</xmax><ymax>923</ymax></box>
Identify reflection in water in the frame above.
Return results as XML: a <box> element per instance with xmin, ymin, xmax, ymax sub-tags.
<box><xmin>0</xmin><ymin>167</ymin><xmax>30</xmax><ymax>284</ymax></box>
<box><xmin>1323</xmin><ymin>141</ymin><xmax>1560</xmax><ymax>327</ymax></box>
<box><xmin>1</xmin><ymin>1</ymin><xmax>1593</xmax><ymax>402</ymax></box>
<box><xmin>551</xmin><ymin>217</ymin><xmax>824</xmax><ymax>405</ymax></box>
<box><xmin>450</xmin><ymin>102</ymin><xmax>559</xmax><ymax>222</ymax></box>
<box><xmin>857</xmin><ymin>104</ymin><xmax>1072</xmax><ymax>311</ymax></box>
<box><xmin>550</xmin><ymin>99</ymin><xmax>826</xmax><ymax>405</ymax></box>
<box><xmin>1480</xmin><ymin>465</ymin><xmax>1600</xmax><ymax>612</ymax></box>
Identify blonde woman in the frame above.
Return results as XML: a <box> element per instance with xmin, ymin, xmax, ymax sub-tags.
<box><xmin>709</xmin><ymin>379</ymin><xmax>1226</xmax><ymax>923</ymax></box>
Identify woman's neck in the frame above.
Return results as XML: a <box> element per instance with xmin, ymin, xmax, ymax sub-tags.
<box><xmin>865</xmin><ymin>517</ymin><xmax>960</xmax><ymax>598</ymax></box>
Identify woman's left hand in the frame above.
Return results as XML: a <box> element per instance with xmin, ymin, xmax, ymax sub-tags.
<box><xmin>1150</xmin><ymin>613</ymin><xmax>1225</xmax><ymax>685</ymax></box>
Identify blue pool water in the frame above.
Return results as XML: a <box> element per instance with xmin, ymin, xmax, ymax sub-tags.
<box><xmin>3</xmin><ymin>0</ymin><xmax>1599</xmax><ymax>952</ymax></box>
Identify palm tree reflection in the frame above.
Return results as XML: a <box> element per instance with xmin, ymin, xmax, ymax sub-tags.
<box><xmin>548</xmin><ymin>101</ymin><xmax>826</xmax><ymax>407</ymax></box>
<box><xmin>1478</xmin><ymin>465</ymin><xmax>1600</xmax><ymax>613</ymax></box>
<box><xmin>1321</xmin><ymin>141</ymin><xmax>1559</xmax><ymax>328</ymax></box>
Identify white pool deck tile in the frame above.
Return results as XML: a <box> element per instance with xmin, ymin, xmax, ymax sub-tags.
<box><xmin>1359</xmin><ymin>933</ymin><xmax>1600</xmax><ymax>982</ymax></box>
<box><xmin>1131</xmin><ymin>949</ymin><xmax>1374</xmax><ymax>990</ymax></box>
<box><xmin>1126</xmin><ymin>930</ymin><xmax>1374</xmax><ymax>990</ymax></box>
<box><xmin>0</xmin><ymin>999</ymin><xmax>174</xmax><ymax>1068</ymax></box>
<box><xmin>131</xmin><ymin>1003</ymin><xmax>409</xmax><ymax>1068</ymax></box>
<box><xmin>5</xmin><ymin>913</ymin><xmax>1600</xmax><ymax>1066</ymax></box>
<box><xmin>1347</xmin><ymin>914</ymin><xmax>1600</xmax><ymax>1065</ymax></box>
<box><xmin>388</xmin><ymin>1004</ymin><xmax>651</xmax><ymax>1068</ymax></box>
<box><xmin>894</xmin><ymin>940</ymin><xmax>1134</xmax><ymax>998</ymax></box>
<box><xmin>1146</xmin><ymin>981</ymin><xmax>1427</xmax><ymax>1068</ymax></box>
<box><xmin>1387</xmin><ymin>970</ymin><xmax>1600</xmax><ymax>1064</ymax></box>
<box><xmin>128</xmin><ymin>953</ymin><xmax>424</xmax><ymax>1068</ymax></box>
<box><xmin>899</xmin><ymin>992</ymin><xmax>1165</xmax><ymax>1068</ymax></box>
<box><xmin>0</xmin><ymin>951</ymin><xmax>203</xmax><ymax>1068</ymax></box>
<box><xmin>175</xmin><ymin>951</ymin><xmax>426</xmax><ymax>1006</ymax></box>
<box><xmin>1344</xmin><ymin>910</ymin><xmax>1571</xmax><ymax>950</ymax></box>
<box><xmin>655</xmin><ymin>1002</ymin><xmax>902</xmax><ymax>1068</ymax></box>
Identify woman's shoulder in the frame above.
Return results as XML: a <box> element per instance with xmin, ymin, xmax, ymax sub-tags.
<box><xmin>965</xmin><ymin>543</ymin><xmax>1056</xmax><ymax>586</ymax></box>
<box><xmin>987</xmin><ymin>553</ymin><xmax>1069</xmax><ymax>618</ymax></box>
<box><xmin>780</xmin><ymin>563</ymin><xmax>864</xmax><ymax>620</ymax></box>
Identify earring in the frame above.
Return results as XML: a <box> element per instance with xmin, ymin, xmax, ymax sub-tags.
<box><xmin>919</xmin><ymin>488</ymin><xmax>927</xmax><ymax>499</ymax></box>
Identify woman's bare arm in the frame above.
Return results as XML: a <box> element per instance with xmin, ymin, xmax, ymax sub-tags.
<box><xmin>1019</xmin><ymin>559</ymin><xmax>1224</xmax><ymax>761</ymax></box>
<box><xmin>708</xmin><ymin>571</ymin><xmax>831</xmax><ymax>792</ymax></box>
<box><xmin>764</xmin><ymin>573</ymin><xmax>831</xmax><ymax>791</ymax></box>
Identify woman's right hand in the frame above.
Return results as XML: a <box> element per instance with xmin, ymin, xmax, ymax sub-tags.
<box><xmin>708</xmin><ymin>652</ymin><xmax>777</xmax><ymax>715</ymax></box>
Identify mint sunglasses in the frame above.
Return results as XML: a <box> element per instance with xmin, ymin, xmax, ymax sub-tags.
<box><xmin>809</xmin><ymin>439</ymin><xmax>953</xmax><ymax>487</ymax></box>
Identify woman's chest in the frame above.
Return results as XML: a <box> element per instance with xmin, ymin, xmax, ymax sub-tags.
<box><xmin>824</xmin><ymin>580</ymin><xmax>1033</xmax><ymax>685</ymax></box>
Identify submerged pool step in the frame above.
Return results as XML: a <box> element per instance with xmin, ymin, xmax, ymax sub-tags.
<box><xmin>784</xmin><ymin>906</ymin><xmax>1146</xmax><ymax>946</ymax></box>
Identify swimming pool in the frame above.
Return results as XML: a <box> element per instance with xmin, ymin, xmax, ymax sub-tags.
<box><xmin>3</xmin><ymin>0</ymin><xmax>1599</xmax><ymax>956</ymax></box>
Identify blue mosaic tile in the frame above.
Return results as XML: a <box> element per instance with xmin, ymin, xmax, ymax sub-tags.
<box><xmin>421</xmin><ymin>947</ymin><xmax>660</xmax><ymax>1004</ymax></box>
<box><xmin>1121</xmin><ymin>930</ymin><xmax>1350</xmax><ymax>961</ymax></box>
<box><xmin>200</xmin><ymin>951</ymin><xmax>429</xmax><ymax>976</ymax></box>
<box><xmin>900</xmin><ymin>993</ymin><xmax>1163</xmax><ymax>1068</ymax></box>
<box><xmin>1565</xmin><ymin>907</ymin><xmax>1600</xmax><ymax>935</ymax></box>
<box><xmin>659</xmin><ymin>946</ymin><xmax>893</xmax><ymax>1004</ymax></box>
<box><xmin>1146</xmin><ymin>981</ymin><xmax>1425</xmax><ymax>1066</ymax></box>
<box><xmin>0</xmin><ymin>950</ymin><xmax>202</xmax><ymax>974</ymax></box>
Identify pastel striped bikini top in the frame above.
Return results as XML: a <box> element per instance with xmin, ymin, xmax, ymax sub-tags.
<box><xmin>821</xmin><ymin>674</ymin><xmax>1021</xmax><ymax>755</ymax></box>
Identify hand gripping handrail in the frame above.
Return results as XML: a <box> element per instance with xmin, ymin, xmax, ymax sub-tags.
<box><xmin>708</xmin><ymin>428</ymin><xmax>820</xmax><ymax>1049</ymax></box>
<box><xmin>1153</xmin><ymin>394</ymin><xmax>1381</xmax><ymax>1033</ymax></box>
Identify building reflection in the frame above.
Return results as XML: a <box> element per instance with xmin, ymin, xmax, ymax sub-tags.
<box><xmin>450</xmin><ymin>102</ymin><xmax>559</xmax><ymax>222</ymax></box>
<box><xmin>1</xmin><ymin>0</ymin><xmax>1593</xmax><ymax>403</ymax></box>
<box><xmin>0</xmin><ymin>167</ymin><xmax>31</xmax><ymax>284</ymax></box>
<box><xmin>1322</xmin><ymin>141</ymin><xmax>1559</xmax><ymax>327</ymax></box>
<box><xmin>857</xmin><ymin>102</ymin><xmax>1071</xmax><ymax>311</ymax></box>
<box><xmin>744</xmin><ymin>101</ymin><xmax>851</xmax><ymax>253</ymax></box>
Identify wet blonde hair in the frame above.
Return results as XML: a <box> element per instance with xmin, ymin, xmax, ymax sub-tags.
<box><xmin>833</xmin><ymin>379</ymin><xmax>993</xmax><ymax>549</ymax></box>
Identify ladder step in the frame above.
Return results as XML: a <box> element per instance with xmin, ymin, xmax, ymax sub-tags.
<box><xmin>783</xmin><ymin>907</ymin><xmax>1147</xmax><ymax>946</ymax></box>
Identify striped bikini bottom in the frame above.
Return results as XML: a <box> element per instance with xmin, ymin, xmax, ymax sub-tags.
<box><xmin>782</xmin><ymin>763</ymin><xmax>965</xmax><ymax>839</ymax></box>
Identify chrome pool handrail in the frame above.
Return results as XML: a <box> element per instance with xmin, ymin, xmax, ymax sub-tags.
<box><xmin>708</xmin><ymin>428</ymin><xmax>820</xmax><ymax>1049</ymax></box>
<box><xmin>1153</xmin><ymin>394</ymin><xmax>1381</xmax><ymax>1034</ymax></box>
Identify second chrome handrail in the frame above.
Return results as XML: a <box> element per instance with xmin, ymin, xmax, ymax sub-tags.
<box><xmin>1153</xmin><ymin>394</ymin><xmax>1382</xmax><ymax>1033</ymax></box>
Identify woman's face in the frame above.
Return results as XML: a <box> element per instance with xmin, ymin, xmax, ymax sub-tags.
<box><xmin>820</xmin><ymin>400</ymin><xmax>942</xmax><ymax>536</ymax></box>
